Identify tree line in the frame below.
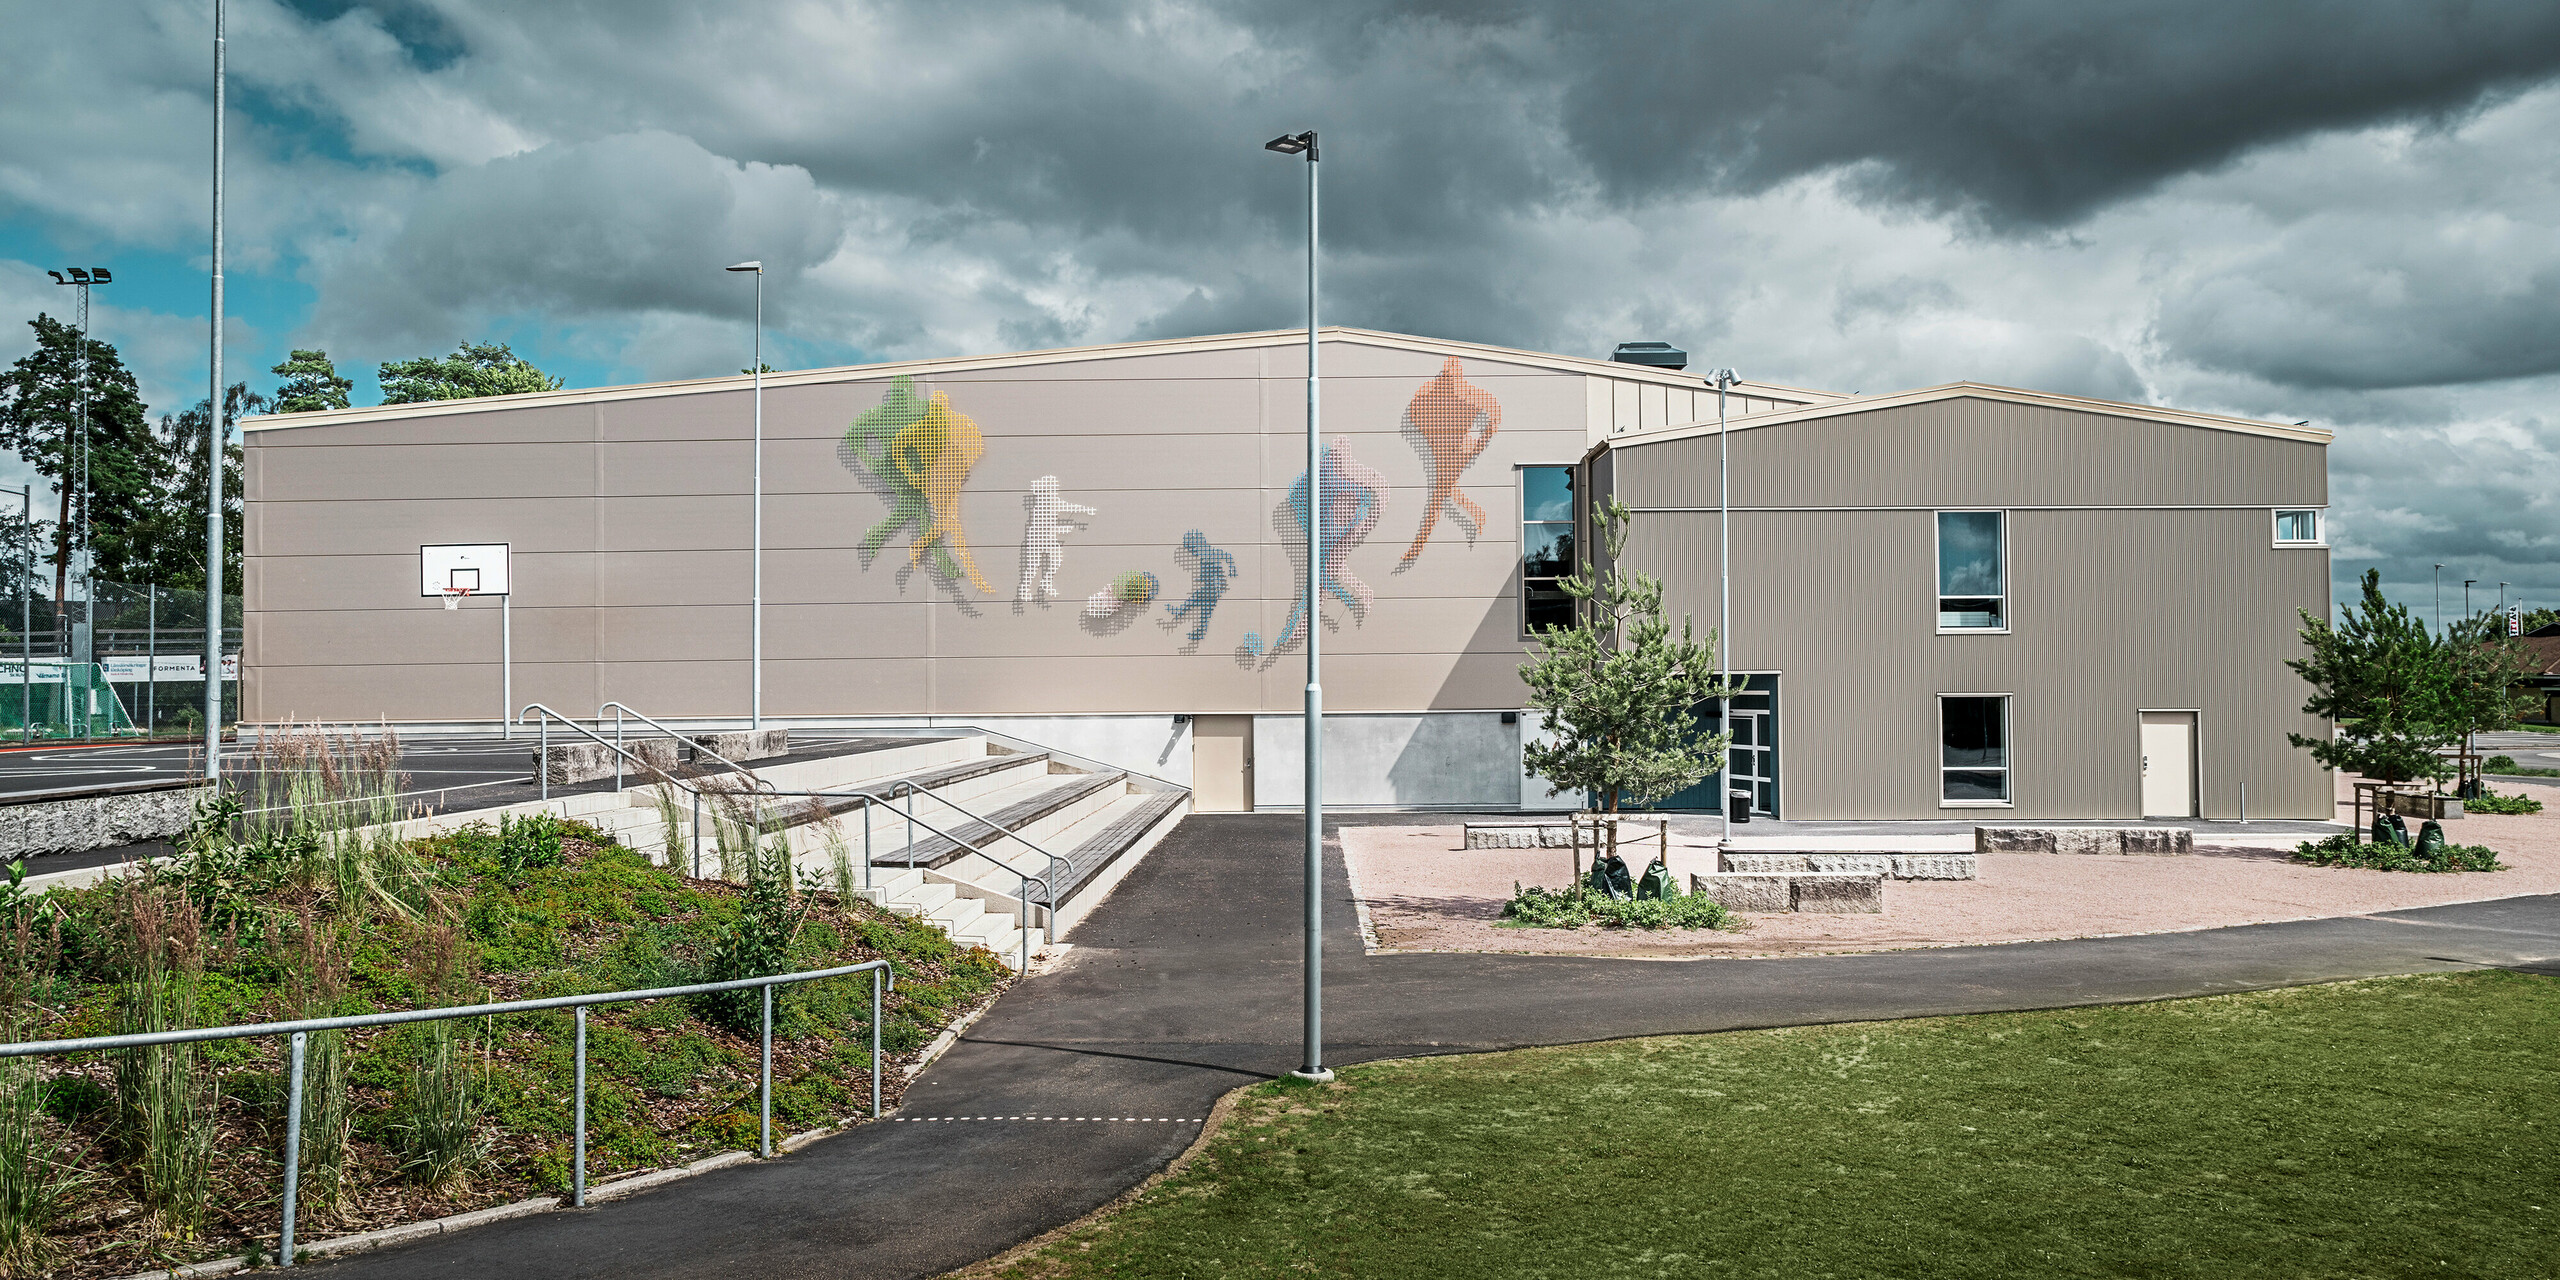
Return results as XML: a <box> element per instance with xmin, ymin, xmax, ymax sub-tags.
<box><xmin>0</xmin><ymin>323</ymin><xmax>560</xmax><ymax>614</ymax></box>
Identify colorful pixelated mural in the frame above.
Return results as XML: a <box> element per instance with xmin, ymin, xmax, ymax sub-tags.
<box><xmin>1397</xmin><ymin>356</ymin><xmax>1501</xmax><ymax>570</ymax></box>
<box><xmin>1242</xmin><ymin>440</ymin><xmax>1384</xmax><ymax>660</ymax></box>
<box><xmin>839</xmin><ymin>375</ymin><xmax>993</xmax><ymax>593</ymax></box>
<box><xmin>1015</xmin><ymin>475</ymin><xmax>1096</xmax><ymax>604</ymax></box>
<box><xmin>1162</xmin><ymin>529</ymin><xmax>1238</xmax><ymax>648</ymax></box>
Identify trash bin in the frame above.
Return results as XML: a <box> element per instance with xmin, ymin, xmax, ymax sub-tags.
<box><xmin>1729</xmin><ymin>790</ymin><xmax>1751</xmax><ymax>824</ymax></box>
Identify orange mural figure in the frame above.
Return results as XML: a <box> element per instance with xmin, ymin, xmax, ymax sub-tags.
<box><xmin>1397</xmin><ymin>356</ymin><xmax>1502</xmax><ymax>569</ymax></box>
<box><xmin>886</xmin><ymin>391</ymin><xmax>994</xmax><ymax>592</ymax></box>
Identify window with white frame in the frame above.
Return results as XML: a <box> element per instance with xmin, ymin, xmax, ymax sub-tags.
<box><xmin>1937</xmin><ymin>511</ymin><xmax>2006</xmax><ymax>630</ymax></box>
<box><xmin>1520</xmin><ymin>466</ymin><xmax>1575</xmax><ymax>633</ymax></box>
<box><xmin>1940</xmin><ymin>695</ymin><xmax>2010</xmax><ymax>803</ymax></box>
<box><xmin>2274</xmin><ymin>509</ymin><xmax>2323</xmax><ymax>546</ymax></box>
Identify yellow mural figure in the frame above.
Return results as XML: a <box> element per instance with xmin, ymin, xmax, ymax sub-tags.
<box><xmin>886</xmin><ymin>391</ymin><xmax>995</xmax><ymax>592</ymax></box>
<box><xmin>1397</xmin><ymin>356</ymin><xmax>1502</xmax><ymax>569</ymax></box>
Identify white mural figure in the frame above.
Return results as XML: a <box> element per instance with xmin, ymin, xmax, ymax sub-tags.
<box><xmin>1014</xmin><ymin>475</ymin><xmax>1097</xmax><ymax>603</ymax></box>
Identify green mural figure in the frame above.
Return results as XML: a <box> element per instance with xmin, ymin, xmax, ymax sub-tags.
<box><xmin>840</xmin><ymin>375</ymin><xmax>933</xmax><ymax>569</ymax></box>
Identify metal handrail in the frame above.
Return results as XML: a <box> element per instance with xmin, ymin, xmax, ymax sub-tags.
<box><xmin>0</xmin><ymin>959</ymin><xmax>893</xmax><ymax>1267</ymax></box>
<box><xmin>863</xmin><ymin>775</ymin><xmax>1075</xmax><ymax>912</ymax></box>
<box><xmin>517</xmin><ymin>702</ymin><xmax>724</xmax><ymax>870</ymax></box>
<box><xmin>600</xmin><ymin>701</ymin><xmax>778</xmax><ymax>795</ymax></box>
<box><xmin>756</xmin><ymin>783</ymin><xmax>1052</xmax><ymax>974</ymax></box>
<box><xmin>520</xmin><ymin>704</ymin><xmax>1056</xmax><ymax>970</ymax></box>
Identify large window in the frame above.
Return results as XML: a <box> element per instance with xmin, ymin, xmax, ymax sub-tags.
<box><xmin>1941</xmin><ymin>695</ymin><xmax>2010</xmax><ymax>804</ymax></box>
<box><xmin>1522</xmin><ymin>467</ymin><xmax>1575</xmax><ymax>632</ymax></box>
<box><xmin>1937</xmin><ymin>511</ymin><xmax>2006</xmax><ymax>631</ymax></box>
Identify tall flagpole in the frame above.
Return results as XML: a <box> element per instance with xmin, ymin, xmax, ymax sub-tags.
<box><xmin>205</xmin><ymin>0</ymin><xmax>225</xmax><ymax>779</ymax></box>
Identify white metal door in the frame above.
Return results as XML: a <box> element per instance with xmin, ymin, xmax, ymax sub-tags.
<box><xmin>2140</xmin><ymin>712</ymin><xmax>2196</xmax><ymax>817</ymax></box>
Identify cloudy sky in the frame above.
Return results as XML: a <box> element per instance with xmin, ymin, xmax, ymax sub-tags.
<box><xmin>7</xmin><ymin>0</ymin><xmax>2560</xmax><ymax>622</ymax></box>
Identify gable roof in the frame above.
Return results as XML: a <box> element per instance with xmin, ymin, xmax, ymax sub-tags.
<box><xmin>1593</xmin><ymin>381</ymin><xmax>2333</xmax><ymax>454</ymax></box>
<box><xmin>240</xmin><ymin>326</ymin><xmax>1841</xmax><ymax>434</ymax></box>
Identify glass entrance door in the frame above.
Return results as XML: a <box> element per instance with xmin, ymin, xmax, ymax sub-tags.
<box><xmin>1628</xmin><ymin>674</ymin><xmax>1779</xmax><ymax>815</ymax></box>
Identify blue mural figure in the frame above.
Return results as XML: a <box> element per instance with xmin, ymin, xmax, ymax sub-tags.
<box><xmin>1243</xmin><ymin>441</ymin><xmax>1384</xmax><ymax>660</ymax></box>
<box><xmin>1163</xmin><ymin>529</ymin><xmax>1239</xmax><ymax>646</ymax></box>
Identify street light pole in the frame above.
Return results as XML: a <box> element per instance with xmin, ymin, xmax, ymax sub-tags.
<box><xmin>205</xmin><ymin>0</ymin><xmax>226</xmax><ymax>780</ymax></box>
<box><xmin>2465</xmin><ymin>580</ymin><xmax>2476</xmax><ymax>628</ymax></box>
<box><xmin>1707</xmin><ymin>367</ymin><xmax>1738</xmax><ymax>842</ymax></box>
<box><xmin>46</xmin><ymin>266</ymin><xmax>111</xmax><ymax>736</ymax></box>
<box><xmin>1264</xmin><ymin>128</ymin><xmax>1328</xmax><ymax>1084</ymax></box>
<box><xmin>2434</xmin><ymin>564</ymin><xmax>2444</xmax><ymax>636</ymax></box>
<box><xmin>726</xmin><ymin>261</ymin><xmax>765</xmax><ymax>730</ymax></box>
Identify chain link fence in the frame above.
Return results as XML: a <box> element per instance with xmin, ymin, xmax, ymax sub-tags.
<box><xmin>0</xmin><ymin>579</ymin><xmax>240</xmax><ymax>739</ymax></box>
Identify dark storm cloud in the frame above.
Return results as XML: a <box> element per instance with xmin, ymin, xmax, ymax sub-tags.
<box><xmin>1523</xmin><ymin>0</ymin><xmax>2560</xmax><ymax>226</ymax></box>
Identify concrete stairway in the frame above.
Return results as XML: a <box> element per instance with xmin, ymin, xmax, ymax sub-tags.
<box><xmin>593</xmin><ymin>734</ymin><xmax>1190</xmax><ymax>962</ymax></box>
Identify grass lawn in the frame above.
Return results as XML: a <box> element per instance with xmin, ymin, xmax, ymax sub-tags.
<box><xmin>984</xmin><ymin>972</ymin><xmax>2557</xmax><ymax>1279</ymax></box>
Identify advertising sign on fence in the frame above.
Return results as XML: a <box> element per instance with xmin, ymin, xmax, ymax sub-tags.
<box><xmin>0</xmin><ymin>656</ymin><xmax>238</xmax><ymax>683</ymax></box>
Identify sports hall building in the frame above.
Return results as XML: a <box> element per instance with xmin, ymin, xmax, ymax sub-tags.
<box><xmin>239</xmin><ymin>328</ymin><xmax>2334</xmax><ymax>819</ymax></box>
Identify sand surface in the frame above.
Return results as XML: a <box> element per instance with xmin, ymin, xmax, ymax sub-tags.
<box><xmin>1341</xmin><ymin>778</ymin><xmax>2560</xmax><ymax>959</ymax></box>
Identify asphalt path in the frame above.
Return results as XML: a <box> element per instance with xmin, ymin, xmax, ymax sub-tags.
<box><xmin>316</xmin><ymin>813</ymin><xmax>2560</xmax><ymax>1280</ymax></box>
<box><xmin>0</xmin><ymin>737</ymin><xmax>534</xmax><ymax>802</ymax></box>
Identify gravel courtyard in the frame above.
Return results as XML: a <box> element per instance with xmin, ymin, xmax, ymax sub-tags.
<box><xmin>1342</xmin><ymin>777</ymin><xmax>2560</xmax><ymax>958</ymax></box>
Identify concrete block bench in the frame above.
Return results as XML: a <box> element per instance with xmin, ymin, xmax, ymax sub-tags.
<box><xmin>1688</xmin><ymin>871</ymin><xmax>1883</xmax><ymax>913</ymax></box>
<box><xmin>691</xmin><ymin>729</ymin><xmax>791</xmax><ymax>763</ymax></box>
<box><xmin>1975</xmin><ymin>826</ymin><xmax>2192</xmax><ymax>856</ymax></box>
<box><xmin>1721</xmin><ymin>852</ymin><xmax>1976</xmax><ymax>881</ymax></box>
<box><xmin>1461</xmin><ymin>818</ymin><xmax>1668</xmax><ymax>851</ymax></box>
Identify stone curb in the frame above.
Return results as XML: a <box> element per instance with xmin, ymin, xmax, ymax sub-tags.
<box><xmin>589</xmin><ymin>1151</ymin><xmax>754</xmax><ymax>1203</ymax></box>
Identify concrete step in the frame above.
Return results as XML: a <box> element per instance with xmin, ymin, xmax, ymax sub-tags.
<box><xmin>879</xmin><ymin>771</ymin><xmax>1130</xmax><ymax>869</ymax></box>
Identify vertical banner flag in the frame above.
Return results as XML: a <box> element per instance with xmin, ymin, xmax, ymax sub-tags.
<box><xmin>2511</xmin><ymin>603</ymin><xmax>2523</xmax><ymax>636</ymax></box>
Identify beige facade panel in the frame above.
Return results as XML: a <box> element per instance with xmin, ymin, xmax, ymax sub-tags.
<box><xmin>1612</xmin><ymin>396</ymin><xmax>2327</xmax><ymax>511</ymax></box>
<box><xmin>1620</xmin><ymin>505</ymin><xmax>2329</xmax><ymax>819</ymax></box>
<box><xmin>245</xmin><ymin>336</ymin><xmax>1556</xmax><ymax>724</ymax></box>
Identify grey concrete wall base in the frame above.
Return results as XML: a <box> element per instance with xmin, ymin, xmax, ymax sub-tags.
<box><xmin>0</xmin><ymin>784</ymin><xmax>208</xmax><ymax>859</ymax></box>
<box><xmin>1689</xmin><ymin>870</ymin><xmax>1885</xmax><ymax>912</ymax></box>
<box><xmin>693</xmin><ymin>729</ymin><xmax>790</xmax><ymax>762</ymax></box>
<box><xmin>1722</xmin><ymin>852</ymin><xmax>1977</xmax><ymax>880</ymax></box>
<box><xmin>1976</xmin><ymin>826</ymin><xmax>2193</xmax><ymax>856</ymax></box>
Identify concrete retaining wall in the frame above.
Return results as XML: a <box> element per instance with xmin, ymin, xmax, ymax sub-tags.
<box><xmin>692</xmin><ymin>729</ymin><xmax>791</xmax><ymax>763</ymax></box>
<box><xmin>537</xmin><ymin>738</ymin><xmax>681</xmax><ymax>787</ymax></box>
<box><xmin>0</xmin><ymin>784</ymin><xmax>210</xmax><ymax>859</ymax></box>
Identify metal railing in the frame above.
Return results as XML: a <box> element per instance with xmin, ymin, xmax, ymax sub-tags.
<box><xmin>515</xmin><ymin>704</ymin><xmax>1063</xmax><ymax>971</ymax></box>
<box><xmin>0</xmin><ymin>959</ymin><xmax>893</xmax><ymax>1267</ymax></box>
<box><xmin>751</xmin><ymin>783</ymin><xmax>1059</xmax><ymax>973</ymax></box>
<box><xmin>601</xmin><ymin>701</ymin><xmax>775</xmax><ymax>795</ymax></box>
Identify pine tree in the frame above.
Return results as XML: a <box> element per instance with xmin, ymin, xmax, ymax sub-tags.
<box><xmin>127</xmin><ymin>386</ymin><xmax>252</xmax><ymax>594</ymax></box>
<box><xmin>378</xmin><ymin>342</ymin><xmax>563</xmax><ymax>404</ymax></box>
<box><xmin>270</xmin><ymin>349</ymin><xmax>352</xmax><ymax>413</ymax></box>
<box><xmin>0</xmin><ymin>315</ymin><xmax>163</xmax><ymax>611</ymax></box>
<box><xmin>1519</xmin><ymin>497</ymin><xmax>1738</xmax><ymax>833</ymax></box>
<box><xmin>2287</xmin><ymin>569</ymin><xmax>2462</xmax><ymax>785</ymax></box>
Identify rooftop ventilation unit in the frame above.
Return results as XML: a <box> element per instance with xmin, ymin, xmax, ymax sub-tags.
<box><xmin>1611</xmin><ymin>341</ymin><xmax>1687</xmax><ymax>371</ymax></box>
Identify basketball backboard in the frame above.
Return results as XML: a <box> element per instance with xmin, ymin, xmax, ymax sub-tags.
<box><xmin>421</xmin><ymin>543</ymin><xmax>511</xmax><ymax>597</ymax></box>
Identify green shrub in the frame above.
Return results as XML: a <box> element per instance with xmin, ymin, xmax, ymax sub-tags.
<box><xmin>2483</xmin><ymin>754</ymin><xmax>2519</xmax><ymax>772</ymax></box>
<box><xmin>693</xmin><ymin>846</ymin><xmax>810</xmax><ymax>1033</ymax></box>
<box><xmin>1500</xmin><ymin>883</ymin><xmax>1733</xmax><ymax>930</ymax></box>
<box><xmin>2464</xmin><ymin>787</ymin><xmax>2543</xmax><ymax>815</ymax></box>
<box><xmin>2292</xmin><ymin>832</ymin><xmax>2503</xmax><ymax>872</ymax></box>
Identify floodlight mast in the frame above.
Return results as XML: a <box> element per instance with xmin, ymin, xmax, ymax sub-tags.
<box><xmin>726</xmin><ymin>260</ymin><xmax>764</xmax><ymax>730</ymax></box>
<box><xmin>206</xmin><ymin>0</ymin><xmax>226</xmax><ymax>778</ymax></box>
<box><xmin>49</xmin><ymin>264</ymin><xmax>112</xmax><ymax>734</ymax></box>
<box><xmin>1264</xmin><ymin>128</ymin><xmax>1328</xmax><ymax>1084</ymax></box>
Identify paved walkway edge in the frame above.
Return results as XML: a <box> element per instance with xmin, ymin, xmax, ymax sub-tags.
<box><xmin>942</xmin><ymin>1076</ymin><xmax>1259</xmax><ymax>1279</ymax></box>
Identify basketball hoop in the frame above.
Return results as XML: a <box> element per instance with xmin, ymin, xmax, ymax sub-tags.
<box><xmin>441</xmin><ymin>587</ymin><xmax>473</xmax><ymax>611</ymax></box>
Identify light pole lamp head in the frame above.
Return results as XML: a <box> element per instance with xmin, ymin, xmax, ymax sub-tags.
<box><xmin>65</xmin><ymin>268</ymin><xmax>90</xmax><ymax>283</ymax></box>
<box><xmin>46</xmin><ymin>271</ymin><xmax>65</xmax><ymax>285</ymax></box>
<box><xmin>725</xmin><ymin>261</ymin><xmax>762</xmax><ymax>274</ymax></box>
<box><xmin>1263</xmin><ymin>131</ymin><xmax>1317</xmax><ymax>160</ymax></box>
<box><xmin>88</xmin><ymin>268</ymin><xmax>110</xmax><ymax>283</ymax></box>
<box><xmin>1707</xmin><ymin>367</ymin><xmax>1739</xmax><ymax>390</ymax></box>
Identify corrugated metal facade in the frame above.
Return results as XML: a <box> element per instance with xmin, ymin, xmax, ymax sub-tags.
<box><xmin>1607</xmin><ymin>396</ymin><xmax>2333</xmax><ymax>819</ymax></box>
